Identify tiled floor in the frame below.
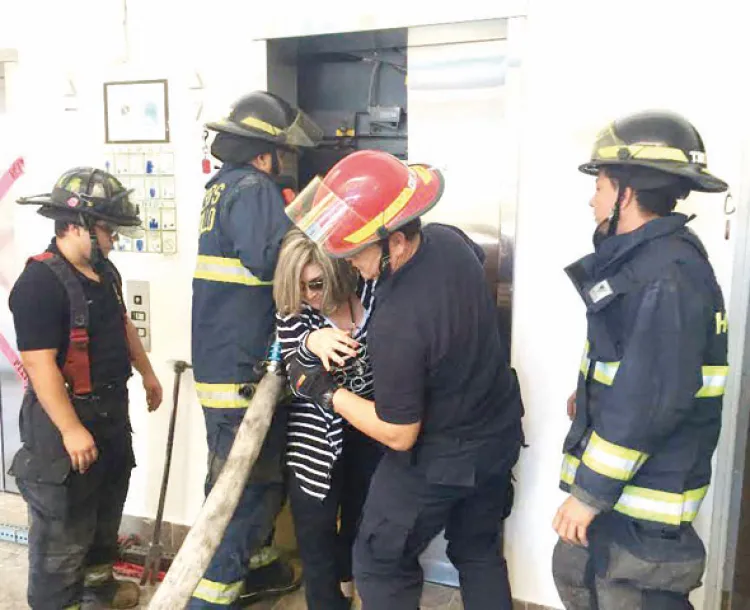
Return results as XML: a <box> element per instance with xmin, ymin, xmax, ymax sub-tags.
<box><xmin>0</xmin><ymin>537</ymin><xmax>472</xmax><ymax>609</ymax></box>
<box><xmin>0</xmin><ymin>492</ymin><xmax>545</xmax><ymax>609</ymax></box>
<box><xmin>0</xmin><ymin>491</ymin><xmax>27</xmax><ymax>526</ymax></box>
<box><xmin>0</xmin><ymin>492</ymin><xmax>475</xmax><ymax>609</ymax></box>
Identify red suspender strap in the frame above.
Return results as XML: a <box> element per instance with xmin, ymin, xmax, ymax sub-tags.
<box><xmin>30</xmin><ymin>252</ymin><xmax>93</xmax><ymax>395</ymax></box>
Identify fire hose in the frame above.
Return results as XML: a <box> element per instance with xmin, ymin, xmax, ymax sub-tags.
<box><xmin>148</xmin><ymin>344</ymin><xmax>285</xmax><ymax>609</ymax></box>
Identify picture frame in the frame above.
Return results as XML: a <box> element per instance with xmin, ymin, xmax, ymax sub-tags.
<box><xmin>104</xmin><ymin>79</ymin><xmax>170</xmax><ymax>144</ymax></box>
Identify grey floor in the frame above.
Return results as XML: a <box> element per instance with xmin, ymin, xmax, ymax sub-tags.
<box><xmin>0</xmin><ymin>492</ymin><xmax>482</xmax><ymax>610</ymax></box>
<box><xmin>0</xmin><ymin>538</ymin><xmax>468</xmax><ymax>609</ymax></box>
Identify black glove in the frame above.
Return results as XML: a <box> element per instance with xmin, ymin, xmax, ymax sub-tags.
<box><xmin>286</xmin><ymin>357</ymin><xmax>340</xmax><ymax>413</ymax></box>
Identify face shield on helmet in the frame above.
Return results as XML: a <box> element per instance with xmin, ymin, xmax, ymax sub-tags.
<box><xmin>286</xmin><ymin>177</ymin><xmax>376</xmax><ymax>258</ymax></box>
<box><xmin>96</xmin><ymin>193</ymin><xmax>144</xmax><ymax>238</ymax></box>
<box><xmin>286</xmin><ymin>155</ymin><xmax>444</xmax><ymax>259</ymax></box>
<box><xmin>210</xmin><ymin>107</ymin><xmax>323</xmax><ymax>149</ymax></box>
<box><xmin>280</xmin><ymin>109</ymin><xmax>324</xmax><ymax>148</ymax></box>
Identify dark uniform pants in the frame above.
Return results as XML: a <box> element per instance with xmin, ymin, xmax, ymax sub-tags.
<box><xmin>353</xmin><ymin>444</ymin><xmax>517</xmax><ymax>610</ymax></box>
<box><xmin>9</xmin><ymin>387</ymin><xmax>133</xmax><ymax>610</ymax></box>
<box><xmin>552</xmin><ymin>513</ymin><xmax>706</xmax><ymax>610</ymax></box>
<box><xmin>188</xmin><ymin>405</ymin><xmax>287</xmax><ymax>609</ymax></box>
<box><xmin>289</xmin><ymin>425</ymin><xmax>383</xmax><ymax>610</ymax></box>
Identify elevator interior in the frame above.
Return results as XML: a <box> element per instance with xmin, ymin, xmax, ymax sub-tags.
<box><xmin>265</xmin><ymin>17</ymin><xmax>520</xmax><ymax>585</ymax></box>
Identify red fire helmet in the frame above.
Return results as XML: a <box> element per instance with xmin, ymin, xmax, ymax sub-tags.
<box><xmin>286</xmin><ymin>149</ymin><xmax>445</xmax><ymax>258</ymax></box>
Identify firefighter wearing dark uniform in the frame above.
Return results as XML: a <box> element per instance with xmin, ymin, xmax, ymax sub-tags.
<box><xmin>7</xmin><ymin>168</ymin><xmax>163</xmax><ymax>610</ymax></box>
<box><xmin>190</xmin><ymin>91</ymin><xmax>322</xmax><ymax>608</ymax></box>
<box><xmin>284</xmin><ymin>150</ymin><xmax>525</xmax><ymax>610</ymax></box>
<box><xmin>551</xmin><ymin>111</ymin><xmax>729</xmax><ymax>609</ymax></box>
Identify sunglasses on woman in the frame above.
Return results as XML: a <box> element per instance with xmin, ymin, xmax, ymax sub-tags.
<box><xmin>302</xmin><ymin>278</ymin><xmax>325</xmax><ymax>293</ymax></box>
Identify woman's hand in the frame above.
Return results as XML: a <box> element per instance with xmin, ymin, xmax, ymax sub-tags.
<box><xmin>306</xmin><ymin>328</ymin><xmax>360</xmax><ymax>370</ymax></box>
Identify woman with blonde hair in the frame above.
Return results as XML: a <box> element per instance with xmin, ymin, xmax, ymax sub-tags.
<box><xmin>274</xmin><ymin>227</ymin><xmax>382</xmax><ymax>610</ymax></box>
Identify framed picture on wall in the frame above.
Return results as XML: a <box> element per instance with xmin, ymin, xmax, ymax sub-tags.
<box><xmin>104</xmin><ymin>79</ymin><xmax>170</xmax><ymax>143</ymax></box>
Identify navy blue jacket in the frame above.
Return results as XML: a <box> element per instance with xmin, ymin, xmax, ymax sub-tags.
<box><xmin>191</xmin><ymin>164</ymin><xmax>291</xmax><ymax>408</ymax></box>
<box><xmin>560</xmin><ymin>214</ymin><xmax>728</xmax><ymax>528</ymax></box>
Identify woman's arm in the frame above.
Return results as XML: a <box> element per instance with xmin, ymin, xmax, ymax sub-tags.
<box><xmin>276</xmin><ymin>311</ymin><xmax>320</xmax><ymax>367</ymax></box>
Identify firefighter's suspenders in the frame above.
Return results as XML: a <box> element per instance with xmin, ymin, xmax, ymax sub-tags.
<box><xmin>29</xmin><ymin>252</ymin><xmax>93</xmax><ymax>396</ymax></box>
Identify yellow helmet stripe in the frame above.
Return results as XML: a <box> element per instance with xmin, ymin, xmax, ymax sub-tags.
<box><xmin>595</xmin><ymin>144</ymin><xmax>689</xmax><ymax>164</ymax></box>
<box><xmin>239</xmin><ymin>116</ymin><xmax>282</xmax><ymax>136</ymax></box>
<box><xmin>343</xmin><ymin>184</ymin><xmax>415</xmax><ymax>245</ymax></box>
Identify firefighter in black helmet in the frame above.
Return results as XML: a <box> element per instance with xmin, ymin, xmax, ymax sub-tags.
<box><xmin>8</xmin><ymin>167</ymin><xmax>163</xmax><ymax>609</ymax></box>
<box><xmin>552</xmin><ymin>111</ymin><xmax>728</xmax><ymax>609</ymax></box>
<box><xmin>190</xmin><ymin>91</ymin><xmax>322</xmax><ymax>607</ymax></box>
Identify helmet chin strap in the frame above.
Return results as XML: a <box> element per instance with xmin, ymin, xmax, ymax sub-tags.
<box><xmin>607</xmin><ymin>186</ymin><xmax>625</xmax><ymax>237</ymax></box>
<box><xmin>377</xmin><ymin>226</ymin><xmax>392</xmax><ymax>280</ymax></box>
<box><xmin>594</xmin><ymin>179</ymin><xmax>628</xmax><ymax>246</ymax></box>
<box><xmin>81</xmin><ymin>215</ymin><xmax>107</xmax><ymax>273</ymax></box>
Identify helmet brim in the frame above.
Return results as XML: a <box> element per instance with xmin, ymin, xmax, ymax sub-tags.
<box><xmin>206</xmin><ymin>108</ymin><xmax>322</xmax><ymax>149</ymax></box>
<box><xmin>579</xmin><ymin>160</ymin><xmax>728</xmax><ymax>194</ymax></box>
<box><xmin>19</xmin><ymin>191</ymin><xmax>143</xmax><ymax>229</ymax></box>
<box><xmin>206</xmin><ymin>119</ymin><xmax>281</xmax><ymax>145</ymax></box>
<box><xmin>17</xmin><ymin>193</ymin><xmax>55</xmax><ymax>206</ymax></box>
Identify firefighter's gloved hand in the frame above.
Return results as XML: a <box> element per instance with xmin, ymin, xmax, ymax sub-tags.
<box><xmin>287</xmin><ymin>357</ymin><xmax>340</xmax><ymax>414</ymax></box>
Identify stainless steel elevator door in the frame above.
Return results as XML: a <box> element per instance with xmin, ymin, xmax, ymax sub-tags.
<box><xmin>407</xmin><ymin>19</ymin><xmax>521</xmax><ymax>587</ymax></box>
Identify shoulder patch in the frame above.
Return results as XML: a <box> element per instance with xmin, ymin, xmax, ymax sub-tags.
<box><xmin>588</xmin><ymin>280</ymin><xmax>614</xmax><ymax>304</ymax></box>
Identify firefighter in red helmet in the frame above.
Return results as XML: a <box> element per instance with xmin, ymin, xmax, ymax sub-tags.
<box><xmin>285</xmin><ymin>149</ymin><xmax>525</xmax><ymax>610</ymax></box>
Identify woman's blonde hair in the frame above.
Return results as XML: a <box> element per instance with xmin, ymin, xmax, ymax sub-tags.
<box><xmin>274</xmin><ymin>227</ymin><xmax>358</xmax><ymax>316</ymax></box>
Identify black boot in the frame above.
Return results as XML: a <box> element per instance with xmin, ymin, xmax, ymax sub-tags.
<box><xmin>83</xmin><ymin>577</ymin><xmax>140</xmax><ymax>609</ymax></box>
<box><xmin>239</xmin><ymin>557</ymin><xmax>301</xmax><ymax>606</ymax></box>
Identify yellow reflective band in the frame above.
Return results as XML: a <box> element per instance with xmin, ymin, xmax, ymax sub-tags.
<box><xmin>83</xmin><ymin>563</ymin><xmax>112</xmax><ymax>586</ymax></box>
<box><xmin>582</xmin><ymin>431</ymin><xmax>648</xmax><ymax>482</ymax></box>
<box><xmin>559</xmin><ymin>453</ymin><xmax>707</xmax><ymax>525</ymax></box>
<box><xmin>561</xmin><ymin>453</ymin><xmax>580</xmax><ymax>485</ymax></box>
<box><xmin>596</xmin><ymin>144</ymin><xmax>689</xmax><ymax>164</ymax></box>
<box><xmin>579</xmin><ymin>342</ymin><xmax>591</xmax><ymax>377</ymax></box>
<box><xmin>579</xmin><ymin>341</ymin><xmax>620</xmax><ymax>386</ymax></box>
<box><xmin>249</xmin><ymin>546</ymin><xmax>281</xmax><ymax>570</ymax></box>
<box><xmin>64</xmin><ymin>605</ymin><xmax>82</xmax><ymax>610</ymax></box>
<box><xmin>580</xmin><ymin>347</ymin><xmax>724</xmax><ymax>394</ymax></box>
<box><xmin>194</xmin><ymin>255</ymin><xmax>273</xmax><ymax>287</ymax></box>
<box><xmin>695</xmin><ymin>365</ymin><xmax>728</xmax><ymax>398</ymax></box>
<box><xmin>614</xmin><ymin>484</ymin><xmax>708</xmax><ymax>526</ymax></box>
<box><xmin>343</xmin><ymin>184</ymin><xmax>416</xmax><ymax>244</ymax></box>
<box><xmin>196</xmin><ymin>382</ymin><xmax>255</xmax><ymax>408</ymax></box>
<box><xmin>239</xmin><ymin>115</ymin><xmax>282</xmax><ymax>136</ymax></box>
<box><xmin>192</xmin><ymin>577</ymin><xmax>244</xmax><ymax>605</ymax></box>
<box><xmin>592</xmin><ymin>361</ymin><xmax>620</xmax><ymax>386</ymax></box>
<box><xmin>681</xmin><ymin>487</ymin><xmax>709</xmax><ymax>522</ymax></box>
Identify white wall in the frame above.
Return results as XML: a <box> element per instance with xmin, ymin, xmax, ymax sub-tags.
<box><xmin>2</xmin><ymin>1</ymin><xmax>749</xmax><ymax>608</ymax></box>
<box><xmin>0</xmin><ymin>0</ymin><xmax>270</xmax><ymax>527</ymax></box>
<box><xmin>509</xmin><ymin>3</ymin><xmax>747</xmax><ymax>607</ymax></box>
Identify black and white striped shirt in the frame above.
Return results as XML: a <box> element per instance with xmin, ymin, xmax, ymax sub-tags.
<box><xmin>276</xmin><ymin>279</ymin><xmax>376</xmax><ymax>499</ymax></box>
